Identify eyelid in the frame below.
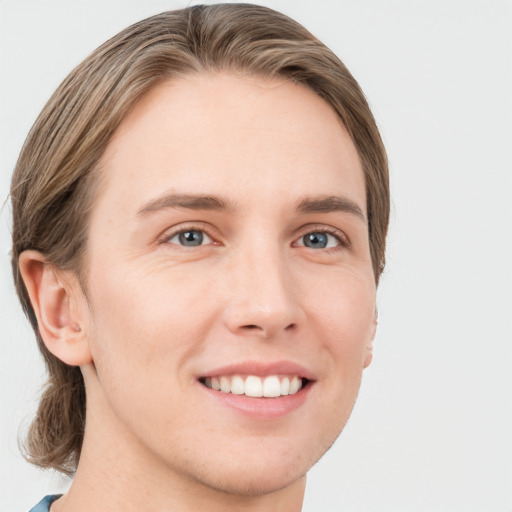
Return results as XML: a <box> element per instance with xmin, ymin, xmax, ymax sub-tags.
<box><xmin>156</xmin><ymin>221</ymin><xmax>349</xmax><ymax>248</ymax></box>
<box><xmin>158</xmin><ymin>222</ymin><xmax>219</xmax><ymax>246</ymax></box>
<box><xmin>293</xmin><ymin>224</ymin><xmax>350</xmax><ymax>248</ymax></box>
<box><xmin>167</xmin><ymin>230</ymin><xmax>213</xmax><ymax>246</ymax></box>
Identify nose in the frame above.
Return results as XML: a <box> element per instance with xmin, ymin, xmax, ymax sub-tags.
<box><xmin>222</xmin><ymin>248</ymin><xmax>303</xmax><ymax>339</ymax></box>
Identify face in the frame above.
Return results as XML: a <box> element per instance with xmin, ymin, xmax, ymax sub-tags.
<box><xmin>80</xmin><ymin>73</ymin><xmax>376</xmax><ymax>495</ymax></box>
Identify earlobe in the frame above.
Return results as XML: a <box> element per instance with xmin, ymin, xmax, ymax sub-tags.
<box><xmin>363</xmin><ymin>310</ymin><xmax>378</xmax><ymax>369</ymax></box>
<box><xmin>18</xmin><ymin>250</ymin><xmax>92</xmax><ymax>366</ymax></box>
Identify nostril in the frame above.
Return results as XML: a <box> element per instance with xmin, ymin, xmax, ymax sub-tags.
<box><xmin>240</xmin><ymin>323</ymin><xmax>297</xmax><ymax>336</ymax></box>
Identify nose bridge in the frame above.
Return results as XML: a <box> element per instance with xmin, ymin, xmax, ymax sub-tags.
<box><xmin>223</xmin><ymin>235</ymin><xmax>301</xmax><ymax>338</ymax></box>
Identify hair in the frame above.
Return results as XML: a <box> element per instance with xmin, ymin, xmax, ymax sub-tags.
<box><xmin>10</xmin><ymin>3</ymin><xmax>389</xmax><ymax>475</ymax></box>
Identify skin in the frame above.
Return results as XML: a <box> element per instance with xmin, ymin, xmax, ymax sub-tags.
<box><xmin>20</xmin><ymin>72</ymin><xmax>377</xmax><ymax>512</ymax></box>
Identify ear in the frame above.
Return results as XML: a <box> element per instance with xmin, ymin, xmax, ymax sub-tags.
<box><xmin>363</xmin><ymin>310</ymin><xmax>378</xmax><ymax>369</ymax></box>
<box><xmin>18</xmin><ymin>250</ymin><xmax>92</xmax><ymax>366</ymax></box>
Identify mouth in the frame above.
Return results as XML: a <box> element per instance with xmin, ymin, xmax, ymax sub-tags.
<box><xmin>199</xmin><ymin>374</ymin><xmax>310</xmax><ymax>398</ymax></box>
<box><xmin>196</xmin><ymin>361</ymin><xmax>315</xmax><ymax>418</ymax></box>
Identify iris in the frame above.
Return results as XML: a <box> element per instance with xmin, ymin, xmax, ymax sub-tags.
<box><xmin>179</xmin><ymin>230</ymin><xmax>204</xmax><ymax>246</ymax></box>
<box><xmin>303</xmin><ymin>232</ymin><xmax>328</xmax><ymax>249</ymax></box>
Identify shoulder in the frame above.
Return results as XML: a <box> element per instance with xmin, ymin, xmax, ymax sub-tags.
<box><xmin>28</xmin><ymin>495</ymin><xmax>62</xmax><ymax>512</ymax></box>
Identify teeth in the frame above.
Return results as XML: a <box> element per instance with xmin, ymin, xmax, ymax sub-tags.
<box><xmin>289</xmin><ymin>376</ymin><xmax>301</xmax><ymax>394</ymax></box>
<box><xmin>245</xmin><ymin>376</ymin><xmax>263</xmax><ymax>397</ymax></box>
<box><xmin>203</xmin><ymin>374</ymin><xmax>304</xmax><ymax>398</ymax></box>
<box><xmin>231</xmin><ymin>375</ymin><xmax>245</xmax><ymax>395</ymax></box>
<box><xmin>220</xmin><ymin>376</ymin><xmax>230</xmax><ymax>393</ymax></box>
<box><xmin>280</xmin><ymin>376</ymin><xmax>290</xmax><ymax>396</ymax></box>
<box><xmin>263</xmin><ymin>376</ymin><xmax>281</xmax><ymax>397</ymax></box>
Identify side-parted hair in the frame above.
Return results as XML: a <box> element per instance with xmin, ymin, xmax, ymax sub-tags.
<box><xmin>10</xmin><ymin>3</ymin><xmax>389</xmax><ymax>475</ymax></box>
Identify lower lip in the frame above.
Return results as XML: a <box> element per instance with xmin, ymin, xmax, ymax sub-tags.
<box><xmin>199</xmin><ymin>382</ymin><xmax>312</xmax><ymax>420</ymax></box>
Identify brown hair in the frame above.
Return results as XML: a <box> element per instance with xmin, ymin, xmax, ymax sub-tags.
<box><xmin>10</xmin><ymin>3</ymin><xmax>389</xmax><ymax>475</ymax></box>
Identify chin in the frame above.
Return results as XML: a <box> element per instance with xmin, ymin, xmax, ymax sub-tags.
<box><xmin>174</xmin><ymin>431</ymin><xmax>337</xmax><ymax>498</ymax></box>
<box><xmin>193</xmin><ymin>460</ymin><xmax>307</xmax><ymax>497</ymax></box>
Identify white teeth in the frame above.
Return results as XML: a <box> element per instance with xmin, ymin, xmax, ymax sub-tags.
<box><xmin>263</xmin><ymin>376</ymin><xmax>281</xmax><ymax>397</ymax></box>
<box><xmin>203</xmin><ymin>374</ymin><xmax>304</xmax><ymax>397</ymax></box>
<box><xmin>211</xmin><ymin>377</ymin><xmax>220</xmax><ymax>391</ymax></box>
<box><xmin>231</xmin><ymin>375</ymin><xmax>245</xmax><ymax>395</ymax></box>
<box><xmin>245</xmin><ymin>376</ymin><xmax>263</xmax><ymax>397</ymax></box>
<box><xmin>220</xmin><ymin>376</ymin><xmax>230</xmax><ymax>393</ymax></box>
<box><xmin>289</xmin><ymin>376</ymin><xmax>301</xmax><ymax>394</ymax></box>
<box><xmin>280</xmin><ymin>376</ymin><xmax>290</xmax><ymax>396</ymax></box>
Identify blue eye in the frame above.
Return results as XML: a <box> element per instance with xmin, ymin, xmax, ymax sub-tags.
<box><xmin>167</xmin><ymin>230</ymin><xmax>212</xmax><ymax>247</ymax></box>
<box><xmin>298</xmin><ymin>231</ymin><xmax>340</xmax><ymax>249</ymax></box>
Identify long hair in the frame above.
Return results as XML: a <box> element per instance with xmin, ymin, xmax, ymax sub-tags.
<box><xmin>10</xmin><ymin>3</ymin><xmax>389</xmax><ymax>474</ymax></box>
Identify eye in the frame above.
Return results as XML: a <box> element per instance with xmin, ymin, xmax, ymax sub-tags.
<box><xmin>166</xmin><ymin>229</ymin><xmax>213</xmax><ymax>247</ymax></box>
<box><xmin>296</xmin><ymin>231</ymin><xmax>343</xmax><ymax>249</ymax></box>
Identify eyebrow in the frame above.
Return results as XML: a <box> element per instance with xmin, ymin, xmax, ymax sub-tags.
<box><xmin>137</xmin><ymin>193</ymin><xmax>233</xmax><ymax>216</ymax></box>
<box><xmin>137</xmin><ymin>192</ymin><xmax>366</xmax><ymax>222</ymax></box>
<box><xmin>295</xmin><ymin>195</ymin><xmax>366</xmax><ymax>222</ymax></box>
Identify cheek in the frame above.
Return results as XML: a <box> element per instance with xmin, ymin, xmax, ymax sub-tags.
<box><xmin>303</xmin><ymin>268</ymin><xmax>375</xmax><ymax>352</ymax></box>
<box><xmin>302</xmin><ymin>275</ymin><xmax>374</xmax><ymax>451</ymax></box>
<box><xmin>301</xmin><ymin>267</ymin><xmax>375</xmax><ymax>429</ymax></box>
<box><xmin>85</xmin><ymin>261</ymin><xmax>217</xmax><ymax>387</ymax></box>
<box><xmin>83</xmin><ymin>266</ymin><xmax>217</xmax><ymax>440</ymax></box>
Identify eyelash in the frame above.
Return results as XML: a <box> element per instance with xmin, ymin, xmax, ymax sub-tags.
<box><xmin>159</xmin><ymin>222</ymin><xmax>217</xmax><ymax>247</ymax></box>
<box><xmin>294</xmin><ymin>225</ymin><xmax>350</xmax><ymax>251</ymax></box>
<box><xmin>159</xmin><ymin>224</ymin><xmax>350</xmax><ymax>250</ymax></box>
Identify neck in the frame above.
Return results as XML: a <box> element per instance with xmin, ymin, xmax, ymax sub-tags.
<box><xmin>51</xmin><ymin>370</ymin><xmax>306</xmax><ymax>512</ymax></box>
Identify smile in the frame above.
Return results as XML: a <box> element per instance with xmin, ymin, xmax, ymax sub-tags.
<box><xmin>200</xmin><ymin>375</ymin><xmax>307</xmax><ymax>398</ymax></box>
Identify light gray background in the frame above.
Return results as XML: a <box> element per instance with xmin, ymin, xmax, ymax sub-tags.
<box><xmin>1</xmin><ymin>1</ymin><xmax>511</xmax><ymax>511</ymax></box>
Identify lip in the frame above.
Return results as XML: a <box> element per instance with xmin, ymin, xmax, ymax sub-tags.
<box><xmin>196</xmin><ymin>360</ymin><xmax>315</xmax><ymax>420</ymax></box>
<box><xmin>198</xmin><ymin>360</ymin><xmax>316</xmax><ymax>380</ymax></box>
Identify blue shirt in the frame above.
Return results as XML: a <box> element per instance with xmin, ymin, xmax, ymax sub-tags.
<box><xmin>29</xmin><ymin>495</ymin><xmax>61</xmax><ymax>512</ymax></box>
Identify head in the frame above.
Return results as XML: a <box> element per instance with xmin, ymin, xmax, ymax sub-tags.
<box><xmin>11</xmin><ymin>3</ymin><xmax>389</xmax><ymax>488</ymax></box>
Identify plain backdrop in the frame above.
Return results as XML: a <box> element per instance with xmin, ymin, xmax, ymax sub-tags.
<box><xmin>1</xmin><ymin>1</ymin><xmax>511</xmax><ymax>511</ymax></box>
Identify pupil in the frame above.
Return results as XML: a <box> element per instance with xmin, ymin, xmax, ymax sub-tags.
<box><xmin>179</xmin><ymin>230</ymin><xmax>203</xmax><ymax>246</ymax></box>
<box><xmin>304</xmin><ymin>232</ymin><xmax>327</xmax><ymax>249</ymax></box>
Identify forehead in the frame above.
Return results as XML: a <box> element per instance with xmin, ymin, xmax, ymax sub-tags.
<box><xmin>94</xmin><ymin>72</ymin><xmax>365</xmax><ymax>217</ymax></box>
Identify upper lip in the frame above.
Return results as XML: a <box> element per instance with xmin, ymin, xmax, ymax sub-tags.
<box><xmin>198</xmin><ymin>360</ymin><xmax>316</xmax><ymax>381</ymax></box>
